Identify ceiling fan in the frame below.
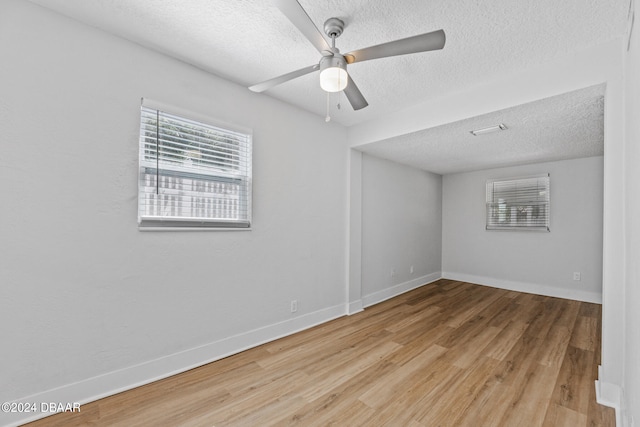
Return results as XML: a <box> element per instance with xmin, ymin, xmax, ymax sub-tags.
<box><xmin>249</xmin><ymin>0</ymin><xmax>446</xmax><ymax>111</ymax></box>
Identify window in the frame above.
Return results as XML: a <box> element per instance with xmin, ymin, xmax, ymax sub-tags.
<box><xmin>486</xmin><ymin>174</ymin><xmax>550</xmax><ymax>231</ymax></box>
<box><xmin>138</xmin><ymin>100</ymin><xmax>252</xmax><ymax>229</ymax></box>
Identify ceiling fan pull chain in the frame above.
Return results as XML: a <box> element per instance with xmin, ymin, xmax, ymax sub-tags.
<box><xmin>325</xmin><ymin>92</ymin><xmax>331</xmax><ymax>122</ymax></box>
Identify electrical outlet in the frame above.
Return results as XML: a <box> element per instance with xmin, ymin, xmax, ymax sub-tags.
<box><xmin>290</xmin><ymin>300</ymin><xmax>298</xmax><ymax>313</ymax></box>
<box><xmin>390</xmin><ymin>268</ymin><xmax>396</xmax><ymax>278</ymax></box>
<box><xmin>410</xmin><ymin>265</ymin><xmax>414</xmax><ymax>275</ymax></box>
<box><xmin>573</xmin><ymin>272</ymin><xmax>581</xmax><ymax>281</ymax></box>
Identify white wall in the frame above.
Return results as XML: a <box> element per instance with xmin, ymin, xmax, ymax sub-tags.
<box><xmin>623</xmin><ymin>3</ymin><xmax>640</xmax><ymax>423</ymax></box>
<box><xmin>442</xmin><ymin>157</ymin><xmax>604</xmax><ymax>303</ymax></box>
<box><xmin>0</xmin><ymin>0</ymin><xmax>348</xmax><ymax>422</ymax></box>
<box><xmin>360</xmin><ymin>154</ymin><xmax>442</xmax><ymax>306</ymax></box>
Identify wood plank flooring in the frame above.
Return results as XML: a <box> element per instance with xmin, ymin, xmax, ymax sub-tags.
<box><xmin>25</xmin><ymin>280</ymin><xmax>615</xmax><ymax>426</ymax></box>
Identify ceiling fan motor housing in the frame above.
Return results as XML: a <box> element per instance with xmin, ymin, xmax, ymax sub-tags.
<box><xmin>320</xmin><ymin>55</ymin><xmax>347</xmax><ymax>72</ymax></box>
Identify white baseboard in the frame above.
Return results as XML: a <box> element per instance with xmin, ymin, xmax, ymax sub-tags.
<box><xmin>441</xmin><ymin>272</ymin><xmax>602</xmax><ymax>304</ymax></box>
<box><xmin>361</xmin><ymin>272</ymin><xmax>442</xmax><ymax>308</ymax></box>
<box><xmin>595</xmin><ymin>365</ymin><xmax>624</xmax><ymax>427</ymax></box>
<box><xmin>0</xmin><ymin>304</ymin><xmax>346</xmax><ymax>427</ymax></box>
<box><xmin>348</xmin><ymin>299</ymin><xmax>364</xmax><ymax>315</ymax></box>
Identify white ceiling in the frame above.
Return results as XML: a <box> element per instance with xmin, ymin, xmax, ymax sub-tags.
<box><xmin>28</xmin><ymin>0</ymin><xmax>627</xmax><ymax>174</ymax></box>
<box><xmin>360</xmin><ymin>84</ymin><xmax>606</xmax><ymax>174</ymax></box>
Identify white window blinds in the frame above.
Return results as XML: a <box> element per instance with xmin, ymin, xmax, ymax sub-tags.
<box><xmin>486</xmin><ymin>174</ymin><xmax>550</xmax><ymax>231</ymax></box>
<box><xmin>138</xmin><ymin>102</ymin><xmax>252</xmax><ymax>229</ymax></box>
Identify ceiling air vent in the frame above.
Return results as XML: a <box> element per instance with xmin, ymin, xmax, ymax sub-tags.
<box><xmin>469</xmin><ymin>123</ymin><xmax>507</xmax><ymax>136</ymax></box>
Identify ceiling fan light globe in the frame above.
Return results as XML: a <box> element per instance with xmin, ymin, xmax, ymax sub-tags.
<box><xmin>320</xmin><ymin>67</ymin><xmax>348</xmax><ymax>92</ymax></box>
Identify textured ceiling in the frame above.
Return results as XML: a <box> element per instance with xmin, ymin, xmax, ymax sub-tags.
<box><xmin>26</xmin><ymin>0</ymin><xmax>625</xmax><ymax>174</ymax></box>
<box><xmin>358</xmin><ymin>84</ymin><xmax>605</xmax><ymax>175</ymax></box>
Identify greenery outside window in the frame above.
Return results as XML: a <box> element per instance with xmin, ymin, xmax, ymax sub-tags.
<box><xmin>138</xmin><ymin>100</ymin><xmax>252</xmax><ymax>229</ymax></box>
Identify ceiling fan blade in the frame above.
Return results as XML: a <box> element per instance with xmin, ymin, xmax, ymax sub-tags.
<box><xmin>273</xmin><ymin>0</ymin><xmax>331</xmax><ymax>53</ymax></box>
<box><xmin>249</xmin><ymin>64</ymin><xmax>319</xmax><ymax>93</ymax></box>
<box><xmin>344</xmin><ymin>29</ymin><xmax>446</xmax><ymax>64</ymax></box>
<box><xmin>344</xmin><ymin>75</ymin><xmax>368</xmax><ymax>110</ymax></box>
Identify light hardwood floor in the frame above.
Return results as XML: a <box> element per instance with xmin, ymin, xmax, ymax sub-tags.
<box><xmin>25</xmin><ymin>279</ymin><xmax>615</xmax><ymax>426</ymax></box>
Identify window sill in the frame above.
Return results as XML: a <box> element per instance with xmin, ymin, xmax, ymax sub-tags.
<box><xmin>138</xmin><ymin>226</ymin><xmax>252</xmax><ymax>232</ymax></box>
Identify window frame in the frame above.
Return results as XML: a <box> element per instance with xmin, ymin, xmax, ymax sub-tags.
<box><xmin>485</xmin><ymin>173</ymin><xmax>550</xmax><ymax>232</ymax></box>
<box><xmin>137</xmin><ymin>98</ymin><xmax>252</xmax><ymax>231</ymax></box>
